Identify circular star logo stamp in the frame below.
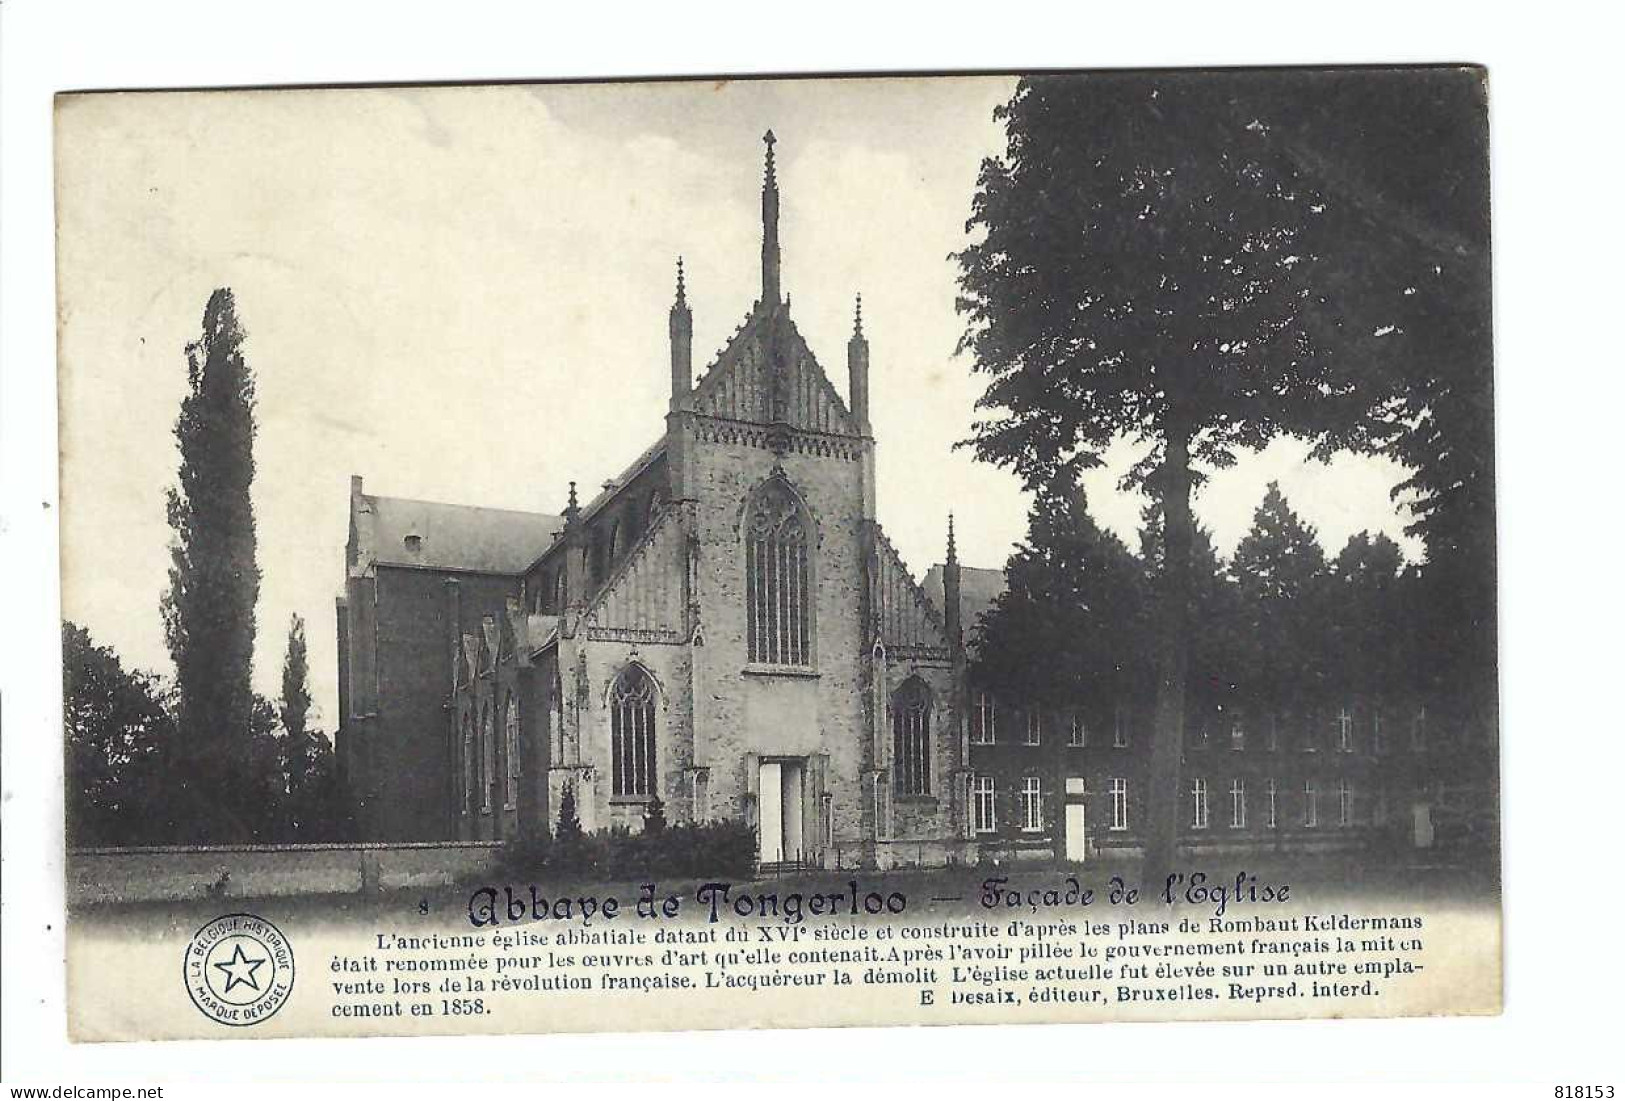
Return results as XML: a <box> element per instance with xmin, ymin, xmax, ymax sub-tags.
<box><xmin>183</xmin><ymin>913</ymin><xmax>295</xmax><ymax>1027</ymax></box>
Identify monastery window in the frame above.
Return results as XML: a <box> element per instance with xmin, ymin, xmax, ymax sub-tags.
<box><xmin>972</xmin><ymin>775</ymin><xmax>996</xmax><ymax>833</ymax></box>
<box><xmin>1339</xmin><ymin>780</ymin><xmax>1353</xmax><ymax>827</ymax></box>
<box><xmin>1113</xmin><ymin>704</ymin><xmax>1129</xmax><ymax>748</ymax></box>
<box><xmin>1110</xmin><ymin>777</ymin><xmax>1129</xmax><ymax>831</ymax></box>
<box><xmin>1303</xmin><ymin>780</ymin><xmax>1319</xmax><ymax>828</ymax></box>
<box><xmin>503</xmin><ymin>692</ymin><xmax>520</xmax><ymax>811</ymax></box>
<box><xmin>1410</xmin><ymin>705</ymin><xmax>1428</xmax><ymax>752</ymax></box>
<box><xmin>1372</xmin><ymin>710</ymin><xmax>1387</xmax><ymax>756</ymax></box>
<box><xmin>1068</xmin><ymin>713</ymin><xmax>1087</xmax><ymax>748</ymax></box>
<box><xmin>1023</xmin><ymin>709</ymin><xmax>1042</xmax><ymax>746</ymax></box>
<box><xmin>1230</xmin><ymin>778</ymin><xmax>1246</xmax><ymax>829</ymax></box>
<box><xmin>892</xmin><ymin>678</ymin><xmax>932</xmax><ymax>796</ymax></box>
<box><xmin>1020</xmin><ymin>776</ymin><xmax>1043</xmax><ymax>832</ymax></box>
<box><xmin>1190</xmin><ymin>777</ymin><xmax>1209</xmax><ymax>830</ymax></box>
<box><xmin>970</xmin><ymin>691</ymin><xmax>997</xmax><ymax>744</ymax></box>
<box><xmin>1265</xmin><ymin>778</ymin><xmax>1278</xmax><ymax>829</ymax></box>
<box><xmin>479</xmin><ymin>702</ymin><xmax>494</xmax><ymax>815</ymax></box>
<box><xmin>610</xmin><ymin>665</ymin><xmax>657</xmax><ymax>799</ymax></box>
<box><xmin>744</xmin><ymin>479</ymin><xmax>812</xmax><ymax>667</ymax></box>
<box><xmin>1336</xmin><ymin>707</ymin><xmax>1354</xmax><ymax>753</ymax></box>
<box><xmin>1230</xmin><ymin>718</ymin><xmax>1245</xmax><ymax>751</ymax></box>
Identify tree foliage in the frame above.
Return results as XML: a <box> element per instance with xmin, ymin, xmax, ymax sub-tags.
<box><xmin>971</xmin><ymin>480</ymin><xmax>1148</xmax><ymax>715</ymax></box>
<box><xmin>956</xmin><ymin>74</ymin><xmax>1408</xmax><ymax>878</ymax></box>
<box><xmin>63</xmin><ymin>622</ymin><xmax>177</xmax><ymax>846</ymax></box>
<box><xmin>161</xmin><ymin>288</ymin><xmax>261</xmax><ymax>840</ymax></box>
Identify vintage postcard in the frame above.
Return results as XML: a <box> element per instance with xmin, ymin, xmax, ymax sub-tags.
<box><xmin>55</xmin><ymin>67</ymin><xmax>1498</xmax><ymax>1041</ymax></box>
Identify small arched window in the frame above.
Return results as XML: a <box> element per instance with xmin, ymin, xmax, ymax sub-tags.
<box><xmin>892</xmin><ymin>677</ymin><xmax>932</xmax><ymax>796</ymax></box>
<box><xmin>610</xmin><ymin>665</ymin><xmax>656</xmax><ymax>798</ymax></box>
<box><xmin>745</xmin><ymin>479</ymin><xmax>811</xmax><ymax>666</ymax></box>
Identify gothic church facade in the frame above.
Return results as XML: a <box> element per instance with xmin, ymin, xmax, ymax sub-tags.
<box><xmin>337</xmin><ymin>134</ymin><xmax>978</xmax><ymax>869</ymax></box>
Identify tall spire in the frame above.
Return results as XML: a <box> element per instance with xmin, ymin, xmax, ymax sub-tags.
<box><xmin>761</xmin><ymin>129</ymin><xmax>781</xmax><ymax>307</ymax></box>
<box><xmin>947</xmin><ymin>513</ymin><xmax>958</xmax><ymax>563</ymax></box>
<box><xmin>847</xmin><ymin>291</ymin><xmax>870</xmax><ymax>433</ymax></box>
<box><xmin>670</xmin><ymin>256</ymin><xmax>692</xmax><ymax>413</ymax></box>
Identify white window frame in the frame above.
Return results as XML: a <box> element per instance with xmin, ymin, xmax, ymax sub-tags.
<box><xmin>1339</xmin><ymin>780</ymin><xmax>1353</xmax><ymax>827</ymax></box>
<box><xmin>1023</xmin><ymin>709</ymin><xmax>1042</xmax><ymax>746</ymax></box>
<box><xmin>1110</xmin><ymin>777</ymin><xmax>1128</xmax><ymax>831</ymax></box>
<box><xmin>1191</xmin><ymin>777</ymin><xmax>1209</xmax><ymax>830</ymax></box>
<box><xmin>1020</xmin><ymin>775</ymin><xmax>1043</xmax><ymax>832</ymax></box>
<box><xmin>972</xmin><ymin>774</ymin><xmax>996</xmax><ymax>833</ymax></box>
<box><xmin>1337</xmin><ymin>707</ymin><xmax>1354</xmax><ymax>754</ymax></box>
<box><xmin>1112</xmin><ymin>704</ymin><xmax>1128</xmax><ymax>748</ymax></box>
<box><xmin>1373</xmin><ymin>710</ymin><xmax>1386</xmax><ymax>756</ymax></box>
<box><xmin>1230</xmin><ymin>778</ymin><xmax>1246</xmax><ymax>829</ymax></box>
<box><xmin>1303</xmin><ymin>780</ymin><xmax>1318</xmax><ymax>828</ymax></box>
<box><xmin>1265</xmin><ymin>778</ymin><xmax>1278</xmax><ymax>829</ymax></box>
<box><xmin>1230</xmin><ymin>718</ymin><xmax>1245</xmax><ymax>751</ymax></box>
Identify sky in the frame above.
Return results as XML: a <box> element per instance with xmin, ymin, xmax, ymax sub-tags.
<box><xmin>54</xmin><ymin>76</ymin><xmax>1421</xmax><ymax>730</ymax></box>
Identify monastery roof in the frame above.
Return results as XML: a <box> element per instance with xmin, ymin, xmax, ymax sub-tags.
<box><xmin>359</xmin><ymin>491</ymin><xmax>563</xmax><ymax>575</ymax></box>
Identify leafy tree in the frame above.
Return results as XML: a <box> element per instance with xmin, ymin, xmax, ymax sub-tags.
<box><xmin>270</xmin><ymin>612</ymin><xmax>351</xmax><ymax>841</ymax></box>
<box><xmin>161</xmin><ymin>288</ymin><xmax>261</xmax><ymax>841</ymax></box>
<box><xmin>643</xmin><ymin>795</ymin><xmax>668</xmax><ymax>834</ymax></box>
<box><xmin>62</xmin><ymin>622</ymin><xmax>176</xmax><ymax>846</ymax></box>
<box><xmin>1230</xmin><ymin>484</ymin><xmax>1331</xmax><ymax>744</ymax></box>
<box><xmin>955</xmin><ymin>74</ymin><xmax>1402</xmax><ymax>880</ymax></box>
<box><xmin>972</xmin><ymin>480</ymin><xmax>1148</xmax><ymax>723</ymax></box>
<box><xmin>1327</xmin><ymin>532</ymin><xmax>1409</xmax><ymax>706</ymax></box>
<box><xmin>1261</xmin><ymin>70</ymin><xmax>1495</xmax><ymax>739</ymax></box>
<box><xmin>279</xmin><ymin>613</ymin><xmax>311</xmax><ymax>744</ymax></box>
<box><xmin>555</xmin><ymin>784</ymin><xmax>582</xmax><ymax>840</ymax></box>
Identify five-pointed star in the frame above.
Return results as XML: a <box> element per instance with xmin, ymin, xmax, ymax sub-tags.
<box><xmin>212</xmin><ymin>943</ymin><xmax>266</xmax><ymax>995</ymax></box>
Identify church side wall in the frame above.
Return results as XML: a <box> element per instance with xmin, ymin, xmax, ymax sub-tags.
<box><xmin>367</xmin><ymin>567</ymin><xmax>517</xmax><ymax>842</ymax></box>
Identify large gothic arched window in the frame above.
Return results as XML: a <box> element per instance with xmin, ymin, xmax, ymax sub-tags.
<box><xmin>745</xmin><ymin>479</ymin><xmax>811</xmax><ymax>666</ymax></box>
<box><xmin>893</xmin><ymin>677</ymin><xmax>932</xmax><ymax>796</ymax></box>
<box><xmin>610</xmin><ymin>665</ymin><xmax>656</xmax><ymax>798</ymax></box>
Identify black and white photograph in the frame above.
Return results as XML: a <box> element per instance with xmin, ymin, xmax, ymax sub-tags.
<box><xmin>43</xmin><ymin>67</ymin><xmax>1507</xmax><ymax>1042</ymax></box>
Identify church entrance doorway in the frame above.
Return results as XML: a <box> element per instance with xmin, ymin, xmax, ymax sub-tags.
<box><xmin>1064</xmin><ymin>777</ymin><xmax>1088</xmax><ymax>862</ymax></box>
<box><xmin>757</xmin><ymin>759</ymin><xmax>806</xmax><ymax>867</ymax></box>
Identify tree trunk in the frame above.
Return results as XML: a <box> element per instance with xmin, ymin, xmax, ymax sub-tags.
<box><xmin>1142</xmin><ymin>421</ymin><xmax>1194</xmax><ymax>894</ymax></box>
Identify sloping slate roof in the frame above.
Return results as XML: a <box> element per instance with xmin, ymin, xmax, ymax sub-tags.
<box><xmin>365</xmin><ymin>494</ymin><xmax>563</xmax><ymax>574</ymax></box>
<box><xmin>924</xmin><ymin>563</ymin><xmax>1006</xmax><ymax>644</ymax></box>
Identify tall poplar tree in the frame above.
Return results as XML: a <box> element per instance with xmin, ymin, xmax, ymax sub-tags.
<box><xmin>161</xmin><ymin>288</ymin><xmax>260</xmax><ymax>841</ymax></box>
<box><xmin>955</xmin><ymin>74</ymin><xmax>1397</xmax><ymax>882</ymax></box>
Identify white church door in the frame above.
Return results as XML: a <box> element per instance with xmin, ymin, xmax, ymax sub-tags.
<box><xmin>1064</xmin><ymin>777</ymin><xmax>1088</xmax><ymax>862</ymax></box>
<box><xmin>757</xmin><ymin>760</ymin><xmax>806</xmax><ymax>865</ymax></box>
<box><xmin>1411</xmin><ymin>801</ymin><xmax>1434</xmax><ymax>849</ymax></box>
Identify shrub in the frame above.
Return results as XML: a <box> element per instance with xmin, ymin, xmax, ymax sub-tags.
<box><xmin>503</xmin><ymin>817</ymin><xmax>757</xmax><ymax>882</ymax></box>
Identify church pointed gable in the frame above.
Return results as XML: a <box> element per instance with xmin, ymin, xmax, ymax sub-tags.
<box><xmin>690</xmin><ymin>309</ymin><xmax>858</xmax><ymax>437</ymax></box>
<box><xmin>582</xmin><ymin>504</ymin><xmax>687</xmax><ymax>644</ymax></box>
<box><xmin>873</xmin><ymin>526</ymin><xmax>950</xmax><ymax>661</ymax></box>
